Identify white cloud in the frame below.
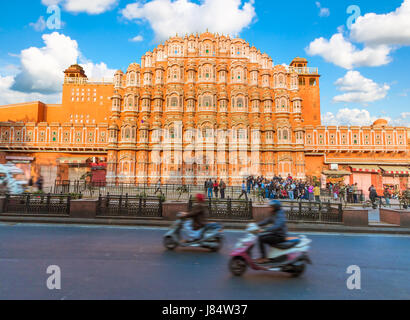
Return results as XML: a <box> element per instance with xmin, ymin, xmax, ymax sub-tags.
<box><xmin>29</xmin><ymin>16</ymin><xmax>47</xmax><ymax>32</ymax></box>
<box><xmin>322</xmin><ymin>108</ymin><xmax>378</xmax><ymax>126</ymax></box>
<box><xmin>333</xmin><ymin>71</ymin><xmax>390</xmax><ymax>104</ymax></box>
<box><xmin>351</xmin><ymin>0</ymin><xmax>410</xmax><ymax>46</ymax></box>
<box><xmin>130</xmin><ymin>35</ymin><xmax>144</xmax><ymax>42</ymax></box>
<box><xmin>82</xmin><ymin>62</ymin><xmax>116</xmax><ymax>82</ymax></box>
<box><xmin>389</xmin><ymin>112</ymin><xmax>410</xmax><ymax>126</ymax></box>
<box><xmin>306</xmin><ymin>33</ymin><xmax>392</xmax><ymax>69</ymax></box>
<box><xmin>323</xmin><ymin>108</ymin><xmax>410</xmax><ymax>127</ymax></box>
<box><xmin>315</xmin><ymin>2</ymin><xmax>330</xmax><ymax>17</ymax></box>
<box><xmin>0</xmin><ymin>32</ymin><xmax>115</xmax><ymax>105</ymax></box>
<box><xmin>121</xmin><ymin>0</ymin><xmax>256</xmax><ymax>42</ymax></box>
<box><xmin>12</xmin><ymin>32</ymin><xmax>79</xmax><ymax>94</ymax></box>
<box><xmin>41</xmin><ymin>0</ymin><xmax>118</xmax><ymax>15</ymax></box>
<box><xmin>0</xmin><ymin>75</ymin><xmax>62</xmax><ymax>106</ymax></box>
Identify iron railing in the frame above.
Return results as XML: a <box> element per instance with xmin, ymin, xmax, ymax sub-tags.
<box><xmin>2</xmin><ymin>193</ymin><xmax>71</xmax><ymax>215</ymax></box>
<box><xmin>281</xmin><ymin>200</ymin><xmax>343</xmax><ymax>224</ymax></box>
<box><xmin>188</xmin><ymin>197</ymin><xmax>253</xmax><ymax>220</ymax></box>
<box><xmin>97</xmin><ymin>194</ymin><xmax>163</xmax><ymax>218</ymax></box>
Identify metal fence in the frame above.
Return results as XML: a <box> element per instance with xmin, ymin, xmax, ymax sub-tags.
<box><xmin>2</xmin><ymin>194</ymin><xmax>71</xmax><ymax>215</ymax></box>
<box><xmin>53</xmin><ymin>180</ymin><xmax>362</xmax><ymax>205</ymax></box>
<box><xmin>96</xmin><ymin>194</ymin><xmax>163</xmax><ymax>218</ymax></box>
<box><xmin>281</xmin><ymin>200</ymin><xmax>343</xmax><ymax>224</ymax></box>
<box><xmin>189</xmin><ymin>197</ymin><xmax>253</xmax><ymax>221</ymax></box>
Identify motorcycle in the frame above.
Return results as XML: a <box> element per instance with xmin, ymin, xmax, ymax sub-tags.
<box><xmin>229</xmin><ymin>223</ymin><xmax>312</xmax><ymax>277</ymax></box>
<box><xmin>163</xmin><ymin>214</ymin><xmax>224</xmax><ymax>252</ymax></box>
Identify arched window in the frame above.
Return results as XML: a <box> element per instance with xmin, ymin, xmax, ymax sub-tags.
<box><xmin>283</xmin><ymin>129</ymin><xmax>288</xmax><ymax>141</ymax></box>
<box><xmin>202</xmin><ymin>95</ymin><xmax>213</xmax><ymax>108</ymax></box>
<box><xmin>237</xmin><ymin>97</ymin><xmax>244</xmax><ymax>108</ymax></box>
<box><xmin>130</xmin><ymin>73</ymin><xmax>136</xmax><ymax>85</ymax></box>
<box><xmin>170</xmin><ymin>96</ymin><xmax>178</xmax><ymax>107</ymax></box>
<box><xmin>279</xmin><ymin>74</ymin><xmax>285</xmax><ymax>87</ymax></box>
<box><xmin>124</xmin><ymin>128</ymin><xmax>131</xmax><ymax>139</ymax></box>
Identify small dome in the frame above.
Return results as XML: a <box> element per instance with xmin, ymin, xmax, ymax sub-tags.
<box><xmin>373</xmin><ymin>119</ymin><xmax>388</xmax><ymax>126</ymax></box>
<box><xmin>115</xmin><ymin>70</ymin><xmax>124</xmax><ymax>75</ymax></box>
<box><xmin>126</xmin><ymin>63</ymin><xmax>140</xmax><ymax>72</ymax></box>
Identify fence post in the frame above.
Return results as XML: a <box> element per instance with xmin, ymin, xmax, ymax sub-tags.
<box><xmin>138</xmin><ymin>196</ymin><xmax>142</xmax><ymax>216</ymax></box>
<box><xmin>26</xmin><ymin>194</ymin><xmax>30</xmax><ymax>214</ymax></box>
<box><xmin>119</xmin><ymin>195</ymin><xmax>123</xmax><ymax>215</ymax></box>
<box><xmin>97</xmin><ymin>195</ymin><xmax>102</xmax><ymax>216</ymax></box>
<box><xmin>299</xmin><ymin>200</ymin><xmax>302</xmax><ymax>218</ymax></box>
<box><xmin>188</xmin><ymin>195</ymin><xmax>192</xmax><ymax>211</ymax></box>
<box><xmin>338</xmin><ymin>203</ymin><xmax>343</xmax><ymax>221</ymax></box>
<box><xmin>249</xmin><ymin>198</ymin><xmax>253</xmax><ymax>220</ymax></box>
<box><xmin>67</xmin><ymin>195</ymin><xmax>71</xmax><ymax>215</ymax></box>
<box><xmin>227</xmin><ymin>197</ymin><xmax>232</xmax><ymax>218</ymax></box>
<box><xmin>106</xmin><ymin>193</ymin><xmax>110</xmax><ymax>209</ymax></box>
<box><xmin>47</xmin><ymin>193</ymin><xmax>51</xmax><ymax>214</ymax></box>
<box><xmin>4</xmin><ymin>194</ymin><xmax>10</xmax><ymax>213</ymax></box>
<box><xmin>159</xmin><ymin>196</ymin><xmax>163</xmax><ymax>217</ymax></box>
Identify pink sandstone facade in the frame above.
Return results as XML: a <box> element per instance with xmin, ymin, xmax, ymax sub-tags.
<box><xmin>0</xmin><ymin>33</ymin><xmax>408</xmax><ymax>194</ymax></box>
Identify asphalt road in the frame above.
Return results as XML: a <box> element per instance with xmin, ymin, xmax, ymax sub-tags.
<box><xmin>0</xmin><ymin>222</ymin><xmax>409</xmax><ymax>300</ymax></box>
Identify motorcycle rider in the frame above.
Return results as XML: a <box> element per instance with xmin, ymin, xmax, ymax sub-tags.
<box><xmin>255</xmin><ymin>200</ymin><xmax>288</xmax><ymax>264</ymax></box>
<box><xmin>179</xmin><ymin>193</ymin><xmax>208</xmax><ymax>242</ymax></box>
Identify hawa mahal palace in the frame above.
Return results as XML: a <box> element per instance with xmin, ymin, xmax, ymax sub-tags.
<box><xmin>0</xmin><ymin>32</ymin><xmax>408</xmax><ymax>195</ymax></box>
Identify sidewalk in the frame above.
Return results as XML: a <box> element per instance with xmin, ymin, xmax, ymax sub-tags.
<box><xmin>1</xmin><ymin>215</ymin><xmax>409</xmax><ymax>235</ymax></box>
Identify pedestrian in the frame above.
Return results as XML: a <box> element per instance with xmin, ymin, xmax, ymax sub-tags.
<box><xmin>28</xmin><ymin>176</ymin><xmax>34</xmax><ymax>193</ymax></box>
<box><xmin>308</xmin><ymin>185</ymin><xmax>314</xmax><ymax>201</ymax></box>
<box><xmin>154</xmin><ymin>179</ymin><xmax>162</xmax><ymax>195</ymax></box>
<box><xmin>207</xmin><ymin>179</ymin><xmax>213</xmax><ymax>199</ymax></box>
<box><xmin>36</xmin><ymin>175</ymin><xmax>44</xmax><ymax>192</ymax></box>
<box><xmin>239</xmin><ymin>180</ymin><xmax>248</xmax><ymax>200</ymax></box>
<box><xmin>313</xmin><ymin>184</ymin><xmax>321</xmax><ymax>202</ymax></box>
<box><xmin>384</xmin><ymin>187</ymin><xmax>391</xmax><ymax>206</ymax></box>
<box><xmin>219</xmin><ymin>179</ymin><xmax>226</xmax><ymax>199</ymax></box>
<box><xmin>213</xmin><ymin>180</ymin><xmax>219</xmax><ymax>198</ymax></box>
<box><xmin>334</xmin><ymin>185</ymin><xmax>339</xmax><ymax>200</ymax></box>
<box><xmin>353</xmin><ymin>183</ymin><xmax>359</xmax><ymax>203</ymax></box>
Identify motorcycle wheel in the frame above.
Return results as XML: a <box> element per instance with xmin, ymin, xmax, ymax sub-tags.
<box><xmin>229</xmin><ymin>257</ymin><xmax>247</xmax><ymax>277</ymax></box>
<box><xmin>288</xmin><ymin>263</ymin><xmax>306</xmax><ymax>278</ymax></box>
<box><xmin>209</xmin><ymin>237</ymin><xmax>223</xmax><ymax>252</ymax></box>
<box><xmin>164</xmin><ymin>236</ymin><xmax>178</xmax><ymax>251</ymax></box>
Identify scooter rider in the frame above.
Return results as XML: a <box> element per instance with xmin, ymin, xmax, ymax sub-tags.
<box><xmin>179</xmin><ymin>193</ymin><xmax>208</xmax><ymax>242</ymax></box>
<box><xmin>255</xmin><ymin>200</ymin><xmax>288</xmax><ymax>264</ymax></box>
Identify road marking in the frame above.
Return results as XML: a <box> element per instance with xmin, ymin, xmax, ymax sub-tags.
<box><xmin>0</xmin><ymin>222</ymin><xmax>409</xmax><ymax>238</ymax></box>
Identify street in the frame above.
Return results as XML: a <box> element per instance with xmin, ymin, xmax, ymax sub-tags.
<box><xmin>0</xmin><ymin>223</ymin><xmax>409</xmax><ymax>300</ymax></box>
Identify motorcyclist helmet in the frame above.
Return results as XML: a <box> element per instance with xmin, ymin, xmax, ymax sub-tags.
<box><xmin>196</xmin><ymin>193</ymin><xmax>205</xmax><ymax>203</ymax></box>
<box><xmin>269</xmin><ymin>200</ymin><xmax>282</xmax><ymax>212</ymax></box>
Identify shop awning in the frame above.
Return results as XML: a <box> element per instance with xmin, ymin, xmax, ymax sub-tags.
<box><xmin>350</xmin><ymin>165</ymin><xmax>381</xmax><ymax>173</ymax></box>
<box><xmin>323</xmin><ymin>170</ymin><xmax>352</xmax><ymax>176</ymax></box>
<box><xmin>58</xmin><ymin>157</ymin><xmax>90</xmax><ymax>164</ymax></box>
<box><xmin>379</xmin><ymin>166</ymin><xmax>410</xmax><ymax>175</ymax></box>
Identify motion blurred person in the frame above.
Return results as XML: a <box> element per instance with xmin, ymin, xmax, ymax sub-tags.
<box><xmin>180</xmin><ymin>194</ymin><xmax>208</xmax><ymax>242</ymax></box>
<box><xmin>255</xmin><ymin>200</ymin><xmax>288</xmax><ymax>264</ymax></box>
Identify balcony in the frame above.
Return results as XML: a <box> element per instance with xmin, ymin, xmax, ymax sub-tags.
<box><xmin>288</xmin><ymin>66</ymin><xmax>319</xmax><ymax>75</ymax></box>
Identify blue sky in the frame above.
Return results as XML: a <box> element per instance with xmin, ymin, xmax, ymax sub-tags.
<box><xmin>0</xmin><ymin>0</ymin><xmax>409</xmax><ymax>126</ymax></box>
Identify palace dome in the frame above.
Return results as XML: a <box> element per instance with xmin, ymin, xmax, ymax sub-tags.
<box><xmin>373</xmin><ymin>119</ymin><xmax>388</xmax><ymax>127</ymax></box>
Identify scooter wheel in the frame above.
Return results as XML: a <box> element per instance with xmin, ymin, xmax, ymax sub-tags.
<box><xmin>288</xmin><ymin>263</ymin><xmax>306</xmax><ymax>278</ymax></box>
<box><xmin>164</xmin><ymin>236</ymin><xmax>178</xmax><ymax>251</ymax></box>
<box><xmin>210</xmin><ymin>237</ymin><xmax>223</xmax><ymax>252</ymax></box>
<box><xmin>229</xmin><ymin>257</ymin><xmax>247</xmax><ymax>277</ymax></box>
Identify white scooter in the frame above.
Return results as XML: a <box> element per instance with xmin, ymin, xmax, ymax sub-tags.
<box><xmin>164</xmin><ymin>214</ymin><xmax>224</xmax><ymax>252</ymax></box>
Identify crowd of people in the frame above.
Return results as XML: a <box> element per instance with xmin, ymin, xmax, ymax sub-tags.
<box><xmin>204</xmin><ymin>175</ymin><xmax>325</xmax><ymax>202</ymax></box>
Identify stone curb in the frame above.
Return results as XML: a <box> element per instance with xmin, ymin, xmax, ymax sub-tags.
<box><xmin>1</xmin><ymin>215</ymin><xmax>410</xmax><ymax>235</ymax></box>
